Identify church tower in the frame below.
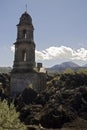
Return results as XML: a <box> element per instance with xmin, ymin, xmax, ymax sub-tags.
<box><xmin>13</xmin><ymin>11</ymin><xmax>35</xmax><ymax>72</ymax></box>
<box><xmin>10</xmin><ymin>11</ymin><xmax>46</xmax><ymax>97</ymax></box>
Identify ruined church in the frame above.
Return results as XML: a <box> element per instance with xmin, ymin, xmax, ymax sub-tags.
<box><xmin>10</xmin><ymin>11</ymin><xmax>46</xmax><ymax>96</ymax></box>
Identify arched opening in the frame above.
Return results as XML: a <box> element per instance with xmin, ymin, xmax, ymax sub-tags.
<box><xmin>22</xmin><ymin>50</ymin><xmax>27</xmax><ymax>61</ymax></box>
<box><xmin>23</xmin><ymin>30</ymin><xmax>27</xmax><ymax>39</ymax></box>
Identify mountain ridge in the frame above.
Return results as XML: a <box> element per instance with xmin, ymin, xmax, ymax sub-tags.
<box><xmin>47</xmin><ymin>61</ymin><xmax>87</xmax><ymax>73</ymax></box>
<box><xmin>51</xmin><ymin>61</ymin><xmax>80</xmax><ymax>69</ymax></box>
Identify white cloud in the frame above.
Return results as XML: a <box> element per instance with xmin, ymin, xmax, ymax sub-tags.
<box><xmin>35</xmin><ymin>46</ymin><xmax>87</xmax><ymax>61</ymax></box>
<box><xmin>11</xmin><ymin>45</ymin><xmax>15</xmax><ymax>53</ymax></box>
<box><xmin>11</xmin><ymin>45</ymin><xmax>87</xmax><ymax>62</ymax></box>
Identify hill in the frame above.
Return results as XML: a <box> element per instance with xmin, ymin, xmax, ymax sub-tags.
<box><xmin>0</xmin><ymin>67</ymin><xmax>11</xmax><ymax>73</ymax></box>
<box><xmin>47</xmin><ymin>61</ymin><xmax>85</xmax><ymax>73</ymax></box>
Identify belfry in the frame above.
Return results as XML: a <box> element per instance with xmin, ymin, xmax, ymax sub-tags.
<box><xmin>13</xmin><ymin>11</ymin><xmax>35</xmax><ymax>72</ymax></box>
<box><xmin>11</xmin><ymin>11</ymin><xmax>46</xmax><ymax>96</ymax></box>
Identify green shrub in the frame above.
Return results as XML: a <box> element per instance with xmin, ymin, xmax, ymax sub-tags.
<box><xmin>0</xmin><ymin>99</ymin><xmax>27</xmax><ymax>130</ymax></box>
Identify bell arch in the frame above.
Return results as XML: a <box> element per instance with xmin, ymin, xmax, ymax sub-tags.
<box><xmin>22</xmin><ymin>50</ymin><xmax>27</xmax><ymax>61</ymax></box>
<box><xmin>23</xmin><ymin>29</ymin><xmax>27</xmax><ymax>39</ymax></box>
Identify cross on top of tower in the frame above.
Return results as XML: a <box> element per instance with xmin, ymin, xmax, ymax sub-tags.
<box><xmin>26</xmin><ymin>4</ymin><xmax>27</xmax><ymax>12</ymax></box>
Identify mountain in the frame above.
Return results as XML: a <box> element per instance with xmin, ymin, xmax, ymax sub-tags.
<box><xmin>52</xmin><ymin>61</ymin><xmax>80</xmax><ymax>69</ymax></box>
<box><xmin>0</xmin><ymin>67</ymin><xmax>11</xmax><ymax>73</ymax></box>
<box><xmin>47</xmin><ymin>61</ymin><xmax>80</xmax><ymax>73</ymax></box>
<box><xmin>82</xmin><ymin>63</ymin><xmax>87</xmax><ymax>67</ymax></box>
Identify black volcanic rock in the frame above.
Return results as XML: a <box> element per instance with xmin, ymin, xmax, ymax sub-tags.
<box><xmin>15</xmin><ymin>87</ymin><xmax>37</xmax><ymax>107</ymax></box>
<box><xmin>39</xmin><ymin>103</ymin><xmax>75</xmax><ymax>129</ymax></box>
<box><xmin>15</xmin><ymin>72</ymin><xmax>87</xmax><ymax>129</ymax></box>
<box><xmin>22</xmin><ymin>88</ymin><xmax>37</xmax><ymax>104</ymax></box>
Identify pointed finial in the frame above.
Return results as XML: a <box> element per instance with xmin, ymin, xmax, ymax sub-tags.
<box><xmin>26</xmin><ymin>4</ymin><xmax>27</xmax><ymax>12</ymax></box>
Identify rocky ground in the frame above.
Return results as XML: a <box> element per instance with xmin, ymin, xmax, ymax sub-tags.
<box><xmin>1</xmin><ymin>72</ymin><xmax>87</xmax><ymax>130</ymax></box>
<box><xmin>14</xmin><ymin>73</ymin><xmax>87</xmax><ymax>130</ymax></box>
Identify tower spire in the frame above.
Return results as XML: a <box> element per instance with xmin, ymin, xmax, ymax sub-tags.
<box><xmin>26</xmin><ymin>4</ymin><xmax>27</xmax><ymax>12</ymax></box>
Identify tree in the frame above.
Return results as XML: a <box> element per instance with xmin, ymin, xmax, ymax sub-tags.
<box><xmin>0</xmin><ymin>99</ymin><xmax>27</xmax><ymax>130</ymax></box>
<box><xmin>77</xmin><ymin>68</ymin><xmax>87</xmax><ymax>74</ymax></box>
<box><xmin>64</xmin><ymin>68</ymin><xmax>74</xmax><ymax>74</ymax></box>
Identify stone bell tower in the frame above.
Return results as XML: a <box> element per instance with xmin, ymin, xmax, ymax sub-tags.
<box><xmin>13</xmin><ymin>11</ymin><xmax>35</xmax><ymax>72</ymax></box>
<box><xmin>10</xmin><ymin>11</ymin><xmax>46</xmax><ymax>97</ymax></box>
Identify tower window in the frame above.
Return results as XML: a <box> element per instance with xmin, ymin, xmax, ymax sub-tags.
<box><xmin>23</xmin><ymin>30</ymin><xmax>27</xmax><ymax>39</ymax></box>
<box><xmin>22</xmin><ymin>50</ymin><xmax>27</xmax><ymax>61</ymax></box>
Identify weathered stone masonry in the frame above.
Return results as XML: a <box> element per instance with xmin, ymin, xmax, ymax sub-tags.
<box><xmin>10</xmin><ymin>11</ymin><xmax>46</xmax><ymax>96</ymax></box>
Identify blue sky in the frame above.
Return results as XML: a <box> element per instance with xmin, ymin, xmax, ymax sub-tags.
<box><xmin>1</xmin><ymin>0</ymin><xmax>87</xmax><ymax>67</ymax></box>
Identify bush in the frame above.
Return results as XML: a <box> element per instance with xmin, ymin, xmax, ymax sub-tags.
<box><xmin>0</xmin><ymin>99</ymin><xmax>27</xmax><ymax>130</ymax></box>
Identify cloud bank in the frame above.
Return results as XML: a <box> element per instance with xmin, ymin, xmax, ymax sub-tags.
<box><xmin>11</xmin><ymin>45</ymin><xmax>87</xmax><ymax>61</ymax></box>
<box><xmin>35</xmin><ymin>46</ymin><xmax>87</xmax><ymax>61</ymax></box>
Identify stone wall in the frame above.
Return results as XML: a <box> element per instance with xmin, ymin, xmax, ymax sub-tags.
<box><xmin>10</xmin><ymin>72</ymin><xmax>46</xmax><ymax>97</ymax></box>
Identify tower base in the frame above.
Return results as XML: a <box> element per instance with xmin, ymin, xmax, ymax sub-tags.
<box><xmin>10</xmin><ymin>72</ymin><xmax>46</xmax><ymax>97</ymax></box>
